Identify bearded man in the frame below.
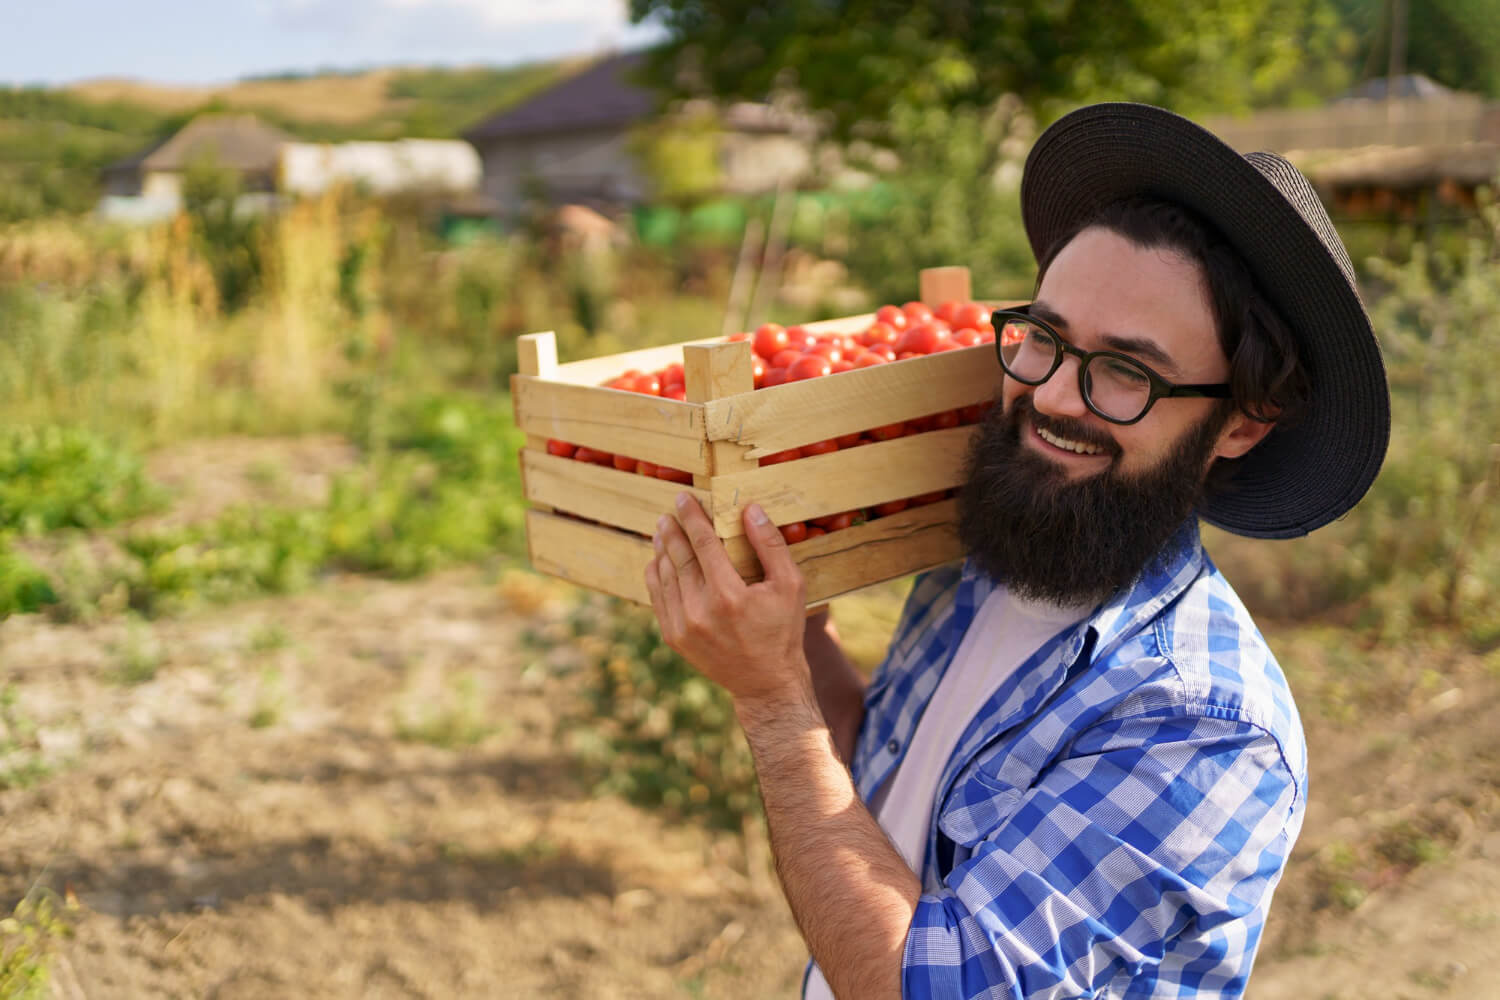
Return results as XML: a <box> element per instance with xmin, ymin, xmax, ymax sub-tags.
<box><xmin>644</xmin><ymin>103</ymin><xmax>1389</xmax><ymax>999</ymax></box>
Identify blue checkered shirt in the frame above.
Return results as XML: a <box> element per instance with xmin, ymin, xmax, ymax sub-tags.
<box><xmin>818</xmin><ymin>520</ymin><xmax>1306</xmax><ymax>998</ymax></box>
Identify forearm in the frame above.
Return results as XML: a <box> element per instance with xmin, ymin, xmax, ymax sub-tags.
<box><xmin>738</xmin><ymin>692</ymin><xmax>920</xmax><ymax>1000</ymax></box>
<box><xmin>803</xmin><ymin>609</ymin><xmax>866</xmax><ymax>765</ymax></box>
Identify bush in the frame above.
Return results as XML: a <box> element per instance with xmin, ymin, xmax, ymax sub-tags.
<box><xmin>0</xmin><ymin>426</ymin><xmax>164</xmax><ymax>535</ymax></box>
<box><xmin>545</xmin><ymin>594</ymin><xmax>760</xmax><ymax>830</ymax></box>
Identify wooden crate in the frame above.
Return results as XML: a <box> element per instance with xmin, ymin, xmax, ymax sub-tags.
<box><xmin>511</xmin><ymin>266</ymin><xmax>1005</xmax><ymax>606</ymax></box>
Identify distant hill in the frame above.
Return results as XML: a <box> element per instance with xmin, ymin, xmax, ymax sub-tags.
<box><xmin>0</xmin><ymin>60</ymin><xmax>575</xmax><ymax>223</ymax></box>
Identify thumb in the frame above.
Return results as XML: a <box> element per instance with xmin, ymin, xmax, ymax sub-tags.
<box><xmin>744</xmin><ymin>503</ymin><xmax>800</xmax><ymax>585</ymax></box>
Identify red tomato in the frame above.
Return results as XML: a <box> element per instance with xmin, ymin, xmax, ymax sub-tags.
<box><xmin>812</xmin><ymin>510</ymin><xmax>857</xmax><ymax>532</ymax></box>
<box><xmin>770</xmin><ymin>348</ymin><xmax>803</xmax><ymax>369</ymax></box>
<box><xmin>951</xmin><ymin>328</ymin><xmax>983</xmax><ymax>347</ymax></box>
<box><xmin>780</xmin><ymin>521</ymin><xmax>809</xmax><ymax>544</ymax></box>
<box><xmin>759</xmin><ymin>447</ymin><xmax>802</xmax><ymax>466</ymax></box>
<box><xmin>802</xmin><ymin>438</ymin><xmax>839</xmax><ymax>457</ymax></box>
<box><xmin>908</xmin><ymin>414</ymin><xmax>935</xmax><ymax>432</ymax></box>
<box><xmin>953</xmin><ymin>302</ymin><xmax>989</xmax><ymax>331</ymax></box>
<box><xmin>612</xmin><ymin>454</ymin><xmax>637</xmax><ymax>472</ymax></box>
<box><xmin>902</xmin><ymin>301</ymin><xmax>934</xmax><ymax>324</ymax></box>
<box><xmin>836</xmin><ymin>432</ymin><xmax>862</xmax><ymax>448</ymax></box>
<box><xmin>872</xmin><ymin>498</ymin><xmax>909</xmax><ymax>517</ymax></box>
<box><xmin>958</xmin><ymin>404</ymin><xmax>985</xmax><ymax>424</ymax></box>
<box><xmin>862</xmin><ymin>321</ymin><xmax>899</xmax><ymax>347</ymax></box>
<box><xmin>636</xmin><ymin>460</ymin><xmax>658</xmax><ymax>477</ymax></box>
<box><xmin>935</xmin><ymin>300</ymin><xmax>962</xmax><ymax>325</ymax></box>
<box><xmin>784</xmin><ymin>325</ymin><xmax>816</xmax><ymax>351</ymax></box>
<box><xmin>910</xmin><ymin>490</ymin><xmax>947</xmax><ymax>506</ymax></box>
<box><xmin>660</xmin><ymin>362</ymin><xmax>685</xmax><ymax>387</ymax></box>
<box><xmin>866</xmin><ymin>343</ymin><xmax>897</xmax><ymax>362</ymax></box>
<box><xmin>753</xmin><ymin>323</ymin><xmax>788</xmax><ymax>359</ymax></box>
<box><xmin>805</xmin><ymin>525</ymin><xmax>827</xmax><ymax>539</ymax></box>
<box><xmin>727</xmin><ymin>331</ymin><xmax>751</xmax><ymax>342</ymax></box>
<box><xmin>761</xmin><ymin>366</ymin><xmax>790</xmax><ymax>388</ymax></box>
<box><xmin>896</xmin><ymin>351</ymin><xmax>922</xmax><ymax>361</ymax></box>
<box><xmin>976</xmin><ymin>322</ymin><xmax>995</xmax><ymax>342</ymax></box>
<box><xmin>788</xmin><ymin>355</ymin><xmax>833</xmax><ymax>381</ymax></box>
<box><xmin>851</xmin><ymin>350</ymin><xmax>886</xmax><ymax>368</ymax></box>
<box><xmin>867</xmin><ymin>422</ymin><xmax>908</xmax><ymax>441</ymax></box>
<box><xmin>751</xmin><ymin>355</ymin><xmax>767</xmax><ymax>387</ymax></box>
<box><xmin>895</xmin><ymin>323</ymin><xmax>950</xmax><ymax>356</ymax></box>
<box><xmin>929</xmin><ymin>338</ymin><xmax>962</xmax><ymax>352</ymax></box>
<box><xmin>830</xmin><ymin>359</ymin><xmax>856</xmax><ymax>374</ymax></box>
<box><xmin>546</xmin><ymin>439</ymin><xmax>576</xmax><ymax>459</ymax></box>
<box><xmin>663</xmin><ymin>385</ymin><xmax>687</xmax><ymax>401</ymax></box>
<box><xmin>655</xmin><ymin>466</ymin><xmax>693</xmax><ymax>484</ymax></box>
<box><xmin>808</xmin><ymin>341</ymin><xmax>842</xmax><ymax>363</ymax></box>
<box><xmin>875</xmin><ymin>304</ymin><xmax>908</xmax><ymax>331</ymax></box>
<box><xmin>930</xmin><ymin>409</ymin><xmax>962</xmax><ymax>430</ymax></box>
<box><xmin>632</xmin><ymin>372</ymin><xmax>662</xmax><ymax>395</ymax></box>
<box><xmin>574</xmin><ymin>446</ymin><xmax>614</xmax><ymax>466</ymax></box>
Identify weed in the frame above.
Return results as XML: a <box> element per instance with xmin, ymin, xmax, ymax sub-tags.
<box><xmin>247</xmin><ymin>622</ymin><xmax>292</xmax><ymax>654</ymax></box>
<box><xmin>110</xmin><ymin>619</ymin><xmax>162</xmax><ymax>685</ymax></box>
<box><xmin>0</xmin><ymin>889</ymin><xmax>75</xmax><ymax>999</ymax></box>
<box><xmin>394</xmin><ymin>672</ymin><xmax>495</xmax><ymax>749</ymax></box>
<box><xmin>249</xmin><ymin>668</ymin><xmax>285</xmax><ymax>729</ymax></box>
<box><xmin>0</xmin><ymin>685</ymin><xmax>52</xmax><ymax>791</ymax></box>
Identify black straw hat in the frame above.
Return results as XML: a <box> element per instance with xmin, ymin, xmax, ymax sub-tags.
<box><xmin>1020</xmin><ymin>102</ymin><xmax>1390</xmax><ymax>539</ymax></box>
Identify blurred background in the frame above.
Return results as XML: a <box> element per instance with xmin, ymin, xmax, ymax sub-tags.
<box><xmin>1</xmin><ymin>1</ymin><xmax>1497</xmax><ymax>996</ymax></box>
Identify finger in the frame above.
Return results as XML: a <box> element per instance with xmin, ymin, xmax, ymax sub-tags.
<box><xmin>655</xmin><ymin>548</ymin><xmax>687</xmax><ymax>640</ymax></box>
<box><xmin>656</xmin><ymin>513</ymin><xmax>704</xmax><ymax>581</ymax></box>
<box><xmin>743</xmin><ymin>502</ymin><xmax>804</xmax><ymax>590</ymax></box>
<box><xmin>673</xmin><ymin>493</ymin><xmax>743</xmax><ymax>593</ymax></box>
<box><xmin>644</xmin><ymin>547</ymin><xmax>669</xmax><ymax>628</ymax></box>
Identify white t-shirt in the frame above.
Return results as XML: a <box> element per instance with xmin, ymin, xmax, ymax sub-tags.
<box><xmin>804</xmin><ymin>585</ymin><xmax>1091</xmax><ymax>1000</ymax></box>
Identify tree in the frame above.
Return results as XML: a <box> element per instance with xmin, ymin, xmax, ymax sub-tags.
<box><xmin>629</xmin><ymin>0</ymin><xmax>1355</xmax><ymax>139</ymax></box>
<box><xmin>1333</xmin><ymin>0</ymin><xmax>1500</xmax><ymax>97</ymax></box>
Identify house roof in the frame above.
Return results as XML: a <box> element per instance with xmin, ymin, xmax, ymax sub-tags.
<box><xmin>123</xmin><ymin>114</ymin><xmax>294</xmax><ymax>173</ymax></box>
<box><xmin>1335</xmin><ymin>74</ymin><xmax>1461</xmax><ymax>102</ymax></box>
<box><xmin>464</xmin><ymin>51</ymin><xmax>658</xmax><ymax>142</ymax></box>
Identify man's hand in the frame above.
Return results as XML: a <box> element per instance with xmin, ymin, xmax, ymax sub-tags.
<box><xmin>645</xmin><ymin>493</ymin><xmax>812</xmax><ymax>716</ymax></box>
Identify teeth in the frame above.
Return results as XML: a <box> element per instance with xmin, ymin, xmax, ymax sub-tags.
<box><xmin>1037</xmin><ymin>426</ymin><xmax>1104</xmax><ymax>456</ymax></box>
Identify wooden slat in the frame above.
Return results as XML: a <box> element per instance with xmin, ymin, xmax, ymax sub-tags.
<box><xmin>511</xmin><ymin>374</ymin><xmax>711</xmax><ymax>474</ymax></box>
<box><xmin>704</xmin><ymin>425</ymin><xmax>976</xmax><ymax>537</ymax></box>
<box><xmin>552</xmin><ymin>337</ymin><xmax>729</xmax><ymax>387</ymax></box>
<box><xmin>525</xmin><ymin>500</ymin><xmax>963</xmax><ymax>608</ymax></box>
<box><xmin>684</xmin><ymin>341</ymin><xmax>760</xmax><ymax>493</ymax></box>
<box><xmin>701</xmin><ymin>345</ymin><xmax>1001</xmax><ymax>457</ymax></box>
<box><xmin>522</xmin><ymin>451</ymin><xmax>711</xmax><ymax>536</ymax></box>
<box><xmin>920</xmin><ymin>266</ymin><xmax>972</xmax><ymax>306</ymax></box>
<box><xmin>516</xmin><ymin>332</ymin><xmax>561</xmax><ymax>521</ymax></box>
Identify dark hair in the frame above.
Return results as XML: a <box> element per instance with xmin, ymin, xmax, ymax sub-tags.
<box><xmin>1034</xmin><ymin>196</ymin><xmax>1311</xmax><ymax>493</ymax></box>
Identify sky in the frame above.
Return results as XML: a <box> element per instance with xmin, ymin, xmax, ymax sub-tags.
<box><xmin>0</xmin><ymin>0</ymin><xmax>667</xmax><ymax>86</ymax></box>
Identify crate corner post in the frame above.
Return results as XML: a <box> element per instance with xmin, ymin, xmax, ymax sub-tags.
<box><xmin>918</xmin><ymin>266</ymin><xmax>972</xmax><ymax>307</ymax></box>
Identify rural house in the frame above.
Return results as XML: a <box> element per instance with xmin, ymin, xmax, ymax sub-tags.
<box><xmin>462</xmin><ymin>50</ymin><xmax>813</xmax><ymax>217</ymax></box>
<box><xmin>101</xmin><ymin>114</ymin><xmax>291</xmax><ymax>208</ymax></box>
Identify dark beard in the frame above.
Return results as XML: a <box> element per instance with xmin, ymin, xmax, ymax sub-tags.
<box><xmin>956</xmin><ymin>395</ymin><xmax>1229</xmax><ymax>607</ymax></box>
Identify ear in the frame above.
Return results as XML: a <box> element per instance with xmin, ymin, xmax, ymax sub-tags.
<box><xmin>1212</xmin><ymin>409</ymin><xmax>1276</xmax><ymax>461</ymax></box>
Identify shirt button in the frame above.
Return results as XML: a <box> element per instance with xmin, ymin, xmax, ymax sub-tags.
<box><xmin>887</xmin><ymin>739</ymin><xmax>900</xmax><ymax>754</ymax></box>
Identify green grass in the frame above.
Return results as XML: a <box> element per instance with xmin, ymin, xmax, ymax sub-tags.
<box><xmin>0</xmin><ymin>890</ymin><xmax>74</xmax><ymax>1000</ymax></box>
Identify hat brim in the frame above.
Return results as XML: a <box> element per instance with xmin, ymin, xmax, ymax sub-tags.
<box><xmin>1020</xmin><ymin>103</ymin><xmax>1390</xmax><ymax>539</ymax></box>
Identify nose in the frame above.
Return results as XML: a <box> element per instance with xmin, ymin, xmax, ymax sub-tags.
<box><xmin>1028</xmin><ymin>353</ymin><xmax>1091</xmax><ymax>419</ymax></box>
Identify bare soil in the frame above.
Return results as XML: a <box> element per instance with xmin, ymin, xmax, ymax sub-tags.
<box><xmin>3</xmin><ymin>440</ymin><xmax>1498</xmax><ymax>999</ymax></box>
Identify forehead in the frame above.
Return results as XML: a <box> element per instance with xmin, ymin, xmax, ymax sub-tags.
<box><xmin>1036</xmin><ymin>227</ymin><xmax>1227</xmax><ymax>376</ymax></box>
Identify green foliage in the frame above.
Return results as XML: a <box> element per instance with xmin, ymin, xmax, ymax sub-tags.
<box><xmin>0</xmin><ymin>540</ymin><xmax>56</xmax><ymax>618</ymax></box>
<box><xmin>630</xmin><ymin>0</ymin><xmax>1355</xmax><ymax>141</ymax></box>
<box><xmin>842</xmin><ymin>101</ymin><xmax>1034</xmax><ymax>303</ymax></box>
<box><xmin>0</xmin><ymin>426</ymin><xmax>164</xmax><ymax>535</ymax></box>
<box><xmin>0</xmin><ymin>890</ymin><xmax>73</xmax><ymax>999</ymax></box>
<box><xmin>1333</xmin><ymin>0</ymin><xmax>1500</xmax><ymax>97</ymax></box>
<box><xmin>181</xmin><ymin>159</ymin><xmax>264</xmax><ymax>312</ymax></box>
<box><xmin>0</xmin><ymin>685</ymin><xmax>53</xmax><ymax>790</ymax></box>
<box><xmin>548</xmin><ymin>595</ymin><xmax>760</xmax><ymax>830</ymax></box>
<box><xmin>628</xmin><ymin>107</ymin><xmax>725</xmax><ymax>205</ymax></box>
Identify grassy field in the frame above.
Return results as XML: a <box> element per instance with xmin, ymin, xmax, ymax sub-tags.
<box><xmin>1</xmin><ymin>178</ymin><xmax>1498</xmax><ymax>995</ymax></box>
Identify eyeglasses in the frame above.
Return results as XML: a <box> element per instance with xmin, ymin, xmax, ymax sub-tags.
<box><xmin>990</xmin><ymin>307</ymin><xmax>1232</xmax><ymax>425</ymax></box>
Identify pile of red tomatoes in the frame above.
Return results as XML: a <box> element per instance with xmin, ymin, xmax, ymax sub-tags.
<box><xmin>546</xmin><ymin>300</ymin><xmax>998</xmax><ymax>543</ymax></box>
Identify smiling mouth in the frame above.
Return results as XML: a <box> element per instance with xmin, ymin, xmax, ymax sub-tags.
<box><xmin>1034</xmin><ymin>423</ymin><xmax>1108</xmax><ymax>457</ymax></box>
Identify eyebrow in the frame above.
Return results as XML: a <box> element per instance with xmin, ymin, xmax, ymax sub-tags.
<box><xmin>1029</xmin><ymin>301</ymin><xmax>1182</xmax><ymax>376</ymax></box>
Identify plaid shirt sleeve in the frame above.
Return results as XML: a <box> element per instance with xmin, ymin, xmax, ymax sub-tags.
<box><xmin>903</xmin><ymin>710</ymin><xmax>1299</xmax><ymax>998</ymax></box>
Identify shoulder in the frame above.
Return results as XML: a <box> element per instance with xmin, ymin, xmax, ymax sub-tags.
<box><xmin>1100</xmin><ymin>557</ymin><xmax>1307</xmax><ymax>800</ymax></box>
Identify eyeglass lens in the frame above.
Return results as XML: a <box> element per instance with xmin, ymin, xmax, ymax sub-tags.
<box><xmin>997</xmin><ymin>318</ymin><xmax>1154</xmax><ymax>422</ymax></box>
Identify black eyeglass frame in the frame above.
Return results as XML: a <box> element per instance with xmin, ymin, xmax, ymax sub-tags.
<box><xmin>990</xmin><ymin>306</ymin><xmax>1232</xmax><ymax>426</ymax></box>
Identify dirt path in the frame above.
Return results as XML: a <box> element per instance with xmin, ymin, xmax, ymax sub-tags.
<box><xmin>1</xmin><ymin>569</ymin><xmax>807</xmax><ymax>998</ymax></box>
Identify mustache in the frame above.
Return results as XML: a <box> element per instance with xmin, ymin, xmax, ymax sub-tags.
<box><xmin>1015</xmin><ymin>397</ymin><xmax>1121</xmax><ymax>457</ymax></box>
